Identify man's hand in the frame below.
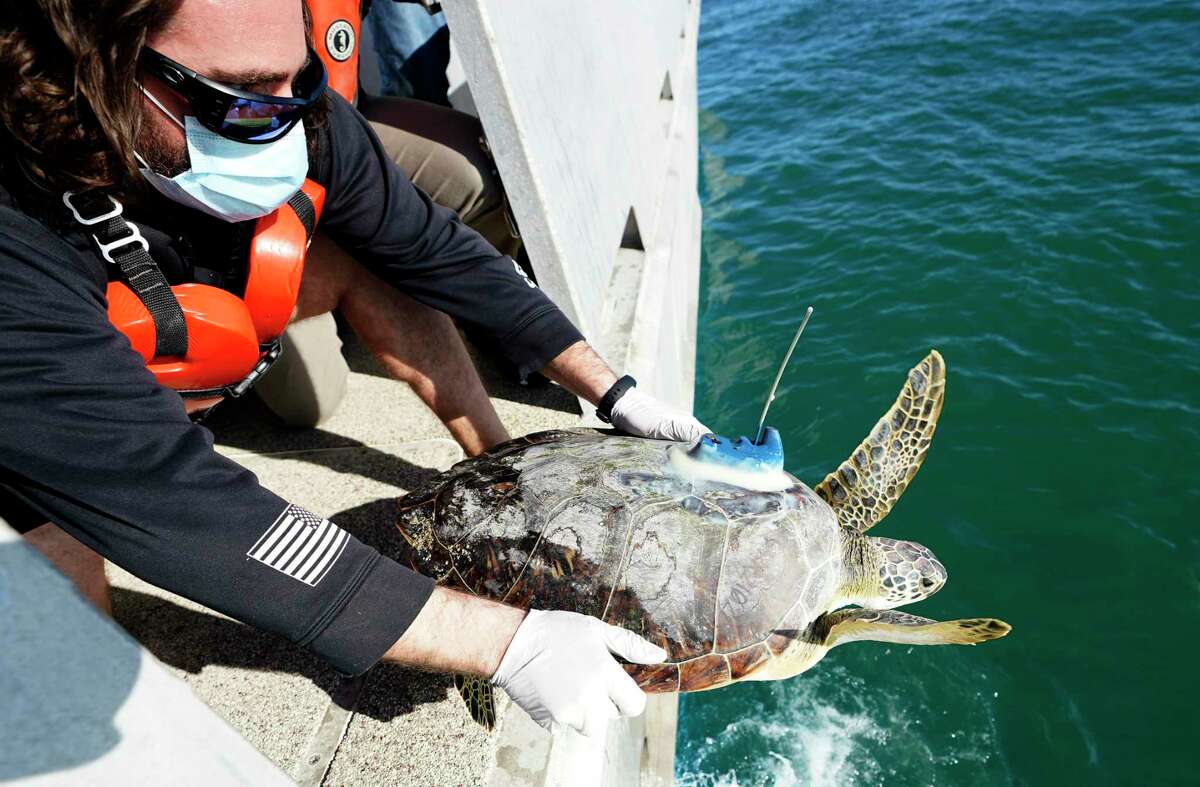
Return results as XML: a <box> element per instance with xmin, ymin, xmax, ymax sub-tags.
<box><xmin>490</xmin><ymin>610</ymin><xmax>666</xmax><ymax>736</ymax></box>
<box><xmin>543</xmin><ymin>340</ymin><xmax>710</xmax><ymax>444</ymax></box>
<box><xmin>383</xmin><ymin>589</ymin><xmax>666</xmax><ymax>735</ymax></box>
<box><xmin>608</xmin><ymin>388</ymin><xmax>710</xmax><ymax>444</ymax></box>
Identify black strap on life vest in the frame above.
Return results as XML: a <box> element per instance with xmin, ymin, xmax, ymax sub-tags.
<box><xmin>62</xmin><ymin>191</ymin><xmax>189</xmax><ymax>358</ymax></box>
<box><xmin>62</xmin><ymin>188</ymin><xmax>316</xmax><ymax>389</ymax></box>
<box><xmin>287</xmin><ymin>190</ymin><xmax>317</xmax><ymax>239</ymax></box>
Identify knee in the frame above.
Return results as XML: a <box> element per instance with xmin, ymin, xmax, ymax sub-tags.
<box><xmin>361</xmin><ymin>98</ymin><xmax>503</xmax><ymax>222</ymax></box>
<box><xmin>402</xmin><ymin>132</ymin><xmax>496</xmax><ymax>220</ymax></box>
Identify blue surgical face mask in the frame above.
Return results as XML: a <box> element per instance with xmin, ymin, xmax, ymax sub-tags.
<box><xmin>138</xmin><ymin>87</ymin><xmax>308</xmax><ymax>222</ymax></box>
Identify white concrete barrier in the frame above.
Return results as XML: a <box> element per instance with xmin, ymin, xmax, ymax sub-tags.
<box><xmin>442</xmin><ymin>0</ymin><xmax>703</xmax><ymax>413</ymax></box>
<box><xmin>0</xmin><ymin>521</ymin><xmax>293</xmax><ymax>786</ymax></box>
<box><xmin>442</xmin><ymin>1</ymin><xmax>701</xmax><ymax>783</ymax></box>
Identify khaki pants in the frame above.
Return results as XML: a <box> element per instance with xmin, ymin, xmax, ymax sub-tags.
<box><xmin>255</xmin><ymin>97</ymin><xmax>519</xmax><ymax>427</ymax></box>
<box><xmin>361</xmin><ymin>95</ymin><xmax>520</xmax><ymax>259</ymax></box>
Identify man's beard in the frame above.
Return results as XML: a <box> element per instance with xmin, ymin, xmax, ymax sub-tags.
<box><xmin>137</xmin><ymin>116</ymin><xmax>189</xmax><ymax>178</ymax></box>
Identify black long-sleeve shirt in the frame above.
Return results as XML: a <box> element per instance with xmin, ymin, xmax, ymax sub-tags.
<box><xmin>0</xmin><ymin>95</ymin><xmax>582</xmax><ymax>675</ymax></box>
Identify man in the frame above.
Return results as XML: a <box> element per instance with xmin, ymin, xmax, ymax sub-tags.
<box><xmin>0</xmin><ymin>0</ymin><xmax>708</xmax><ymax>737</ymax></box>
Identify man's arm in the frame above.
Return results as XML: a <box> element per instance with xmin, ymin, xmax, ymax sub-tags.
<box><xmin>0</xmin><ymin>216</ymin><xmax>431</xmax><ymax>676</ymax></box>
<box><xmin>542</xmin><ymin>340</ymin><xmax>711</xmax><ymax>443</ymax></box>
<box><xmin>315</xmin><ymin>94</ymin><xmax>583</xmax><ymax>382</ymax></box>
<box><xmin>314</xmin><ymin>95</ymin><xmax>708</xmax><ymax>440</ymax></box>
<box><xmin>384</xmin><ymin>586</ymin><xmax>668</xmax><ymax>737</ymax></box>
<box><xmin>540</xmin><ymin>340</ymin><xmax>619</xmax><ymax>405</ymax></box>
<box><xmin>384</xmin><ymin>586</ymin><xmax>525</xmax><ymax>675</ymax></box>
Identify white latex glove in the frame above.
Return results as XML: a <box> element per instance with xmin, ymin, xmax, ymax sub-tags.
<box><xmin>608</xmin><ymin>387</ymin><xmax>711</xmax><ymax>444</ymax></box>
<box><xmin>491</xmin><ymin>609</ymin><xmax>667</xmax><ymax>737</ymax></box>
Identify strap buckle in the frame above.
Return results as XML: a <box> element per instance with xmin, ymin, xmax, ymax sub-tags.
<box><xmin>228</xmin><ymin>340</ymin><xmax>283</xmax><ymax>398</ymax></box>
<box><xmin>62</xmin><ymin>191</ymin><xmax>149</xmax><ymax>264</ymax></box>
<box><xmin>93</xmin><ymin>224</ymin><xmax>150</xmax><ymax>265</ymax></box>
<box><xmin>178</xmin><ymin>340</ymin><xmax>284</xmax><ymax>402</ymax></box>
<box><xmin>62</xmin><ymin>191</ymin><xmax>123</xmax><ymax>225</ymax></box>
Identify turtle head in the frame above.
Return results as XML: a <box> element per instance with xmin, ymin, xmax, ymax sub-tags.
<box><xmin>846</xmin><ymin>536</ymin><xmax>947</xmax><ymax>608</ymax></box>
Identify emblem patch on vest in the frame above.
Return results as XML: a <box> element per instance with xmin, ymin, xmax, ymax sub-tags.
<box><xmin>325</xmin><ymin>19</ymin><xmax>356</xmax><ymax>62</ymax></box>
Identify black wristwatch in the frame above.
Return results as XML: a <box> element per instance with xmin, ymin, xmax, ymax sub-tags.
<box><xmin>596</xmin><ymin>374</ymin><xmax>637</xmax><ymax>424</ymax></box>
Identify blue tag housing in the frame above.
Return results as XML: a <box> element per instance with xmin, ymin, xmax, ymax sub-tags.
<box><xmin>687</xmin><ymin>426</ymin><xmax>785</xmax><ymax>474</ymax></box>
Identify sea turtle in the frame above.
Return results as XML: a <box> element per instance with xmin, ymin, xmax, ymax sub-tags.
<box><xmin>393</xmin><ymin>351</ymin><xmax>1010</xmax><ymax>728</ymax></box>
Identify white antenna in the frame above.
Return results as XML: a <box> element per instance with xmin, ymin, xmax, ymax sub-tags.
<box><xmin>755</xmin><ymin>306</ymin><xmax>813</xmax><ymax>443</ymax></box>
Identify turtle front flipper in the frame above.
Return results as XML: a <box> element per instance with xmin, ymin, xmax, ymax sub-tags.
<box><xmin>455</xmin><ymin>674</ymin><xmax>498</xmax><ymax>730</ymax></box>
<box><xmin>814</xmin><ymin>350</ymin><xmax>946</xmax><ymax>532</ymax></box>
<box><xmin>820</xmin><ymin>608</ymin><xmax>1010</xmax><ymax>648</ymax></box>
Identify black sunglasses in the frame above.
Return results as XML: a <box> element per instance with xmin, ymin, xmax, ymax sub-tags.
<box><xmin>140</xmin><ymin>46</ymin><xmax>327</xmax><ymax>144</ymax></box>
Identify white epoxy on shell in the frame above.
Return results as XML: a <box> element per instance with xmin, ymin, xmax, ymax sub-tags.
<box><xmin>667</xmin><ymin>445</ymin><xmax>794</xmax><ymax>492</ymax></box>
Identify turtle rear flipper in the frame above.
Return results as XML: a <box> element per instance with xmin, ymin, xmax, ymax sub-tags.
<box><xmin>821</xmin><ymin>608</ymin><xmax>1011</xmax><ymax>648</ymax></box>
<box><xmin>815</xmin><ymin>350</ymin><xmax>946</xmax><ymax>532</ymax></box>
<box><xmin>456</xmin><ymin>674</ymin><xmax>498</xmax><ymax>730</ymax></box>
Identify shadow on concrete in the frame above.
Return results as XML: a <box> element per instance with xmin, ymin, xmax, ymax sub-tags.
<box><xmin>1</xmin><ymin>542</ymin><xmax>139</xmax><ymax>780</ymax></box>
<box><xmin>275</xmin><ymin>441</ymin><xmax>445</xmax><ymax>492</ymax></box>
<box><xmin>202</xmin><ymin>392</ymin><xmax>337</xmax><ymax>448</ymax></box>
<box><xmin>340</xmin><ymin>326</ymin><xmax>579</xmax><ymax>414</ymax></box>
<box><xmin>204</xmin><ymin>396</ymin><xmax>448</xmax><ymax>492</ymax></box>
<box><xmin>111</xmin><ymin>586</ymin><xmax>452</xmax><ymax>721</ymax></box>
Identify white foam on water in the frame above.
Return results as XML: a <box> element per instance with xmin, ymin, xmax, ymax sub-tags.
<box><xmin>676</xmin><ymin>707</ymin><xmax>884</xmax><ymax>786</ymax></box>
<box><xmin>790</xmin><ymin>703</ymin><xmax>885</xmax><ymax>787</ymax></box>
<box><xmin>676</xmin><ymin>669</ymin><xmax>888</xmax><ymax>787</ymax></box>
<box><xmin>676</xmin><ymin>657</ymin><xmax>1005</xmax><ymax>786</ymax></box>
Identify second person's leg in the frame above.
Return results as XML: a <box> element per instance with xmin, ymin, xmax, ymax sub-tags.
<box><xmin>293</xmin><ymin>233</ymin><xmax>511</xmax><ymax>457</ymax></box>
<box><xmin>256</xmin><ymin>97</ymin><xmax>523</xmax><ymax>428</ymax></box>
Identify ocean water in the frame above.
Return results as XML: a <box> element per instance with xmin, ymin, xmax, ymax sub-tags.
<box><xmin>680</xmin><ymin>1</ymin><xmax>1199</xmax><ymax>785</ymax></box>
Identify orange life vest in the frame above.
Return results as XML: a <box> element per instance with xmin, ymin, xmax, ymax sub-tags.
<box><xmin>64</xmin><ymin>180</ymin><xmax>326</xmax><ymax>401</ymax></box>
<box><xmin>307</xmin><ymin>0</ymin><xmax>363</xmax><ymax>103</ymax></box>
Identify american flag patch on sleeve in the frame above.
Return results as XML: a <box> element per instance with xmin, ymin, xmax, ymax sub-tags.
<box><xmin>247</xmin><ymin>505</ymin><xmax>349</xmax><ymax>586</ymax></box>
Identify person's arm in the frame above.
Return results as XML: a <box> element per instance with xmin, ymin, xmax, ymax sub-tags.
<box><xmin>0</xmin><ymin>215</ymin><xmax>429</xmax><ymax>676</ymax></box>
<box><xmin>314</xmin><ymin>95</ymin><xmax>708</xmax><ymax>442</ymax></box>
<box><xmin>384</xmin><ymin>586</ymin><xmax>525</xmax><ymax>675</ymax></box>
<box><xmin>314</xmin><ymin>94</ymin><xmax>581</xmax><ymax>382</ymax></box>
<box><xmin>539</xmin><ymin>339</ymin><xmax>619</xmax><ymax>404</ymax></box>
<box><xmin>542</xmin><ymin>341</ymin><xmax>711</xmax><ymax>443</ymax></box>
<box><xmin>384</xmin><ymin>586</ymin><xmax>668</xmax><ymax>737</ymax></box>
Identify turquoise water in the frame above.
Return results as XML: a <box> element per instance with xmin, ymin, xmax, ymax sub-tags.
<box><xmin>680</xmin><ymin>1</ymin><xmax>1199</xmax><ymax>784</ymax></box>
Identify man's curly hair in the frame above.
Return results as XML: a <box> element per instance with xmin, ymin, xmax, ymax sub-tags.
<box><xmin>0</xmin><ymin>1</ymin><xmax>184</xmax><ymax>193</ymax></box>
<box><xmin>0</xmin><ymin>1</ymin><xmax>329</xmax><ymax>195</ymax></box>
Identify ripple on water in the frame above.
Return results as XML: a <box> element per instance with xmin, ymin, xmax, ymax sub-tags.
<box><xmin>688</xmin><ymin>0</ymin><xmax>1198</xmax><ymax>782</ymax></box>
